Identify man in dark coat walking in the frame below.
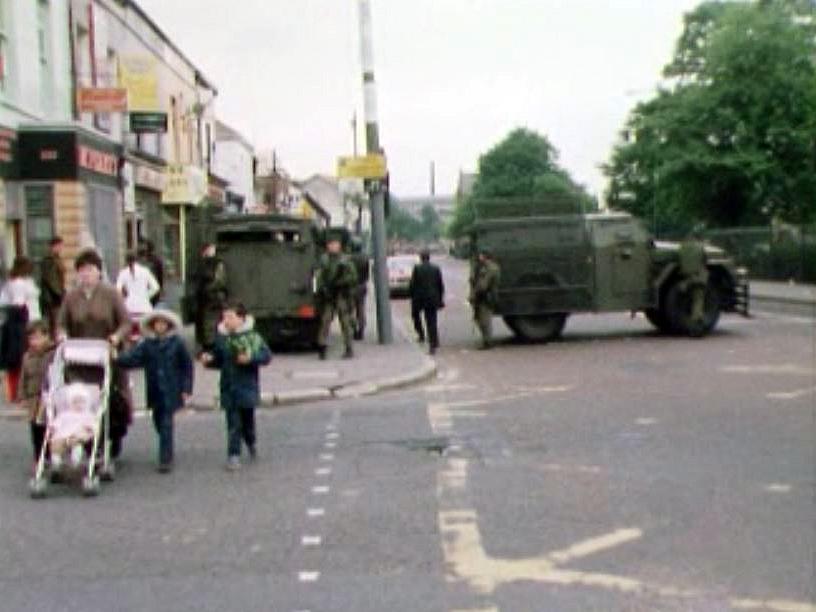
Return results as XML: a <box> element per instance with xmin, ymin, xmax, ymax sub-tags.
<box><xmin>408</xmin><ymin>249</ymin><xmax>445</xmax><ymax>355</ymax></box>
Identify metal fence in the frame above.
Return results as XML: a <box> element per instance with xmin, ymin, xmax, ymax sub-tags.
<box><xmin>699</xmin><ymin>225</ymin><xmax>816</xmax><ymax>284</ymax></box>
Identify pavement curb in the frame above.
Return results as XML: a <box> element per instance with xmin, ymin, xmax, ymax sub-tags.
<box><xmin>174</xmin><ymin>352</ymin><xmax>437</xmax><ymax>414</ymax></box>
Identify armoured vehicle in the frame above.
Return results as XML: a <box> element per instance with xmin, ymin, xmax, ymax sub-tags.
<box><xmin>183</xmin><ymin>212</ymin><xmax>335</xmax><ymax>346</ymax></box>
<box><xmin>469</xmin><ymin>209</ymin><xmax>749</xmax><ymax>341</ymax></box>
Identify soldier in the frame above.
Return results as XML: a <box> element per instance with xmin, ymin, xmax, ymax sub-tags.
<box><xmin>39</xmin><ymin>236</ymin><xmax>65</xmax><ymax>338</ymax></box>
<box><xmin>469</xmin><ymin>249</ymin><xmax>501</xmax><ymax>350</ymax></box>
<box><xmin>349</xmin><ymin>237</ymin><xmax>370</xmax><ymax>341</ymax></box>
<box><xmin>194</xmin><ymin>242</ymin><xmax>228</xmax><ymax>351</ymax></box>
<box><xmin>678</xmin><ymin>227</ymin><xmax>709</xmax><ymax>324</ymax></box>
<box><xmin>316</xmin><ymin>237</ymin><xmax>358</xmax><ymax>360</ymax></box>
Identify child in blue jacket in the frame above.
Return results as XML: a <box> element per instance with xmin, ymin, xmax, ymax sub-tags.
<box><xmin>116</xmin><ymin>309</ymin><xmax>193</xmax><ymax>473</ymax></box>
<box><xmin>200</xmin><ymin>301</ymin><xmax>271</xmax><ymax>471</ymax></box>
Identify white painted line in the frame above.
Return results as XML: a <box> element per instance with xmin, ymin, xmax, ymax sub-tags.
<box><xmin>298</xmin><ymin>571</ymin><xmax>320</xmax><ymax>582</ymax></box>
<box><xmin>424</xmin><ymin>383</ymin><xmax>476</xmax><ymax>393</ymax></box>
<box><xmin>767</xmin><ymin>386</ymin><xmax>816</xmax><ymax>400</ymax></box>
<box><xmin>547</xmin><ymin>528</ymin><xmax>643</xmax><ymax>564</ymax></box>
<box><xmin>636</xmin><ymin>417</ymin><xmax>658</xmax><ymax>426</ymax></box>
<box><xmin>326</xmin><ymin>423</ymin><xmax>337</xmax><ymax>431</ymax></box>
<box><xmin>311</xmin><ymin>486</ymin><xmax>331</xmax><ymax>495</ymax></box>
<box><xmin>722</xmin><ymin>364</ymin><xmax>812</xmax><ymax>376</ymax></box>
<box><xmin>307</xmin><ymin>508</ymin><xmax>325</xmax><ymax>517</ymax></box>
<box><xmin>315</xmin><ymin>467</ymin><xmax>332</xmax><ymax>477</ymax></box>
<box><xmin>764</xmin><ymin>483</ymin><xmax>793</xmax><ymax>493</ymax></box>
<box><xmin>326</xmin><ymin>432</ymin><xmax>339</xmax><ymax>440</ymax></box>
<box><xmin>325</xmin><ymin>441</ymin><xmax>337</xmax><ymax>449</ymax></box>
<box><xmin>301</xmin><ymin>535</ymin><xmax>322</xmax><ymax>547</ymax></box>
<box><xmin>319</xmin><ymin>453</ymin><xmax>335</xmax><ymax>461</ymax></box>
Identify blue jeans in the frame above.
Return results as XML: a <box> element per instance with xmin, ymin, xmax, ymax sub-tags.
<box><xmin>225</xmin><ymin>406</ymin><xmax>256</xmax><ymax>458</ymax></box>
<box><xmin>152</xmin><ymin>407</ymin><xmax>174</xmax><ymax>465</ymax></box>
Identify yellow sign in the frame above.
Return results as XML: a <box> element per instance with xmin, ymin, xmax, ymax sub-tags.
<box><xmin>161</xmin><ymin>165</ymin><xmax>208</xmax><ymax>204</ymax></box>
<box><xmin>118</xmin><ymin>56</ymin><xmax>159</xmax><ymax>112</ymax></box>
<box><xmin>337</xmin><ymin>154</ymin><xmax>387</xmax><ymax>179</ymax></box>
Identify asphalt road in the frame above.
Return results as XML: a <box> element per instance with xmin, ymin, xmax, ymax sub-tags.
<box><xmin>0</xmin><ymin>257</ymin><xmax>813</xmax><ymax>612</ymax></box>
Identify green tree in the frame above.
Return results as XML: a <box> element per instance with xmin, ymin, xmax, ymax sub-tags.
<box><xmin>605</xmin><ymin>1</ymin><xmax>816</xmax><ymax>233</ymax></box>
<box><xmin>448</xmin><ymin>128</ymin><xmax>594</xmax><ymax>237</ymax></box>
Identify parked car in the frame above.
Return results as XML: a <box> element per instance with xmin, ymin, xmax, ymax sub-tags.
<box><xmin>387</xmin><ymin>254</ymin><xmax>419</xmax><ymax>297</ymax></box>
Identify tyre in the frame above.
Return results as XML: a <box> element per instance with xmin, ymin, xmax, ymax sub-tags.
<box><xmin>665</xmin><ymin>281</ymin><xmax>720</xmax><ymax>337</ymax></box>
<box><xmin>504</xmin><ymin>314</ymin><xmax>568</xmax><ymax>342</ymax></box>
<box><xmin>644</xmin><ymin>308</ymin><xmax>672</xmax><ymax>333</ymax></box>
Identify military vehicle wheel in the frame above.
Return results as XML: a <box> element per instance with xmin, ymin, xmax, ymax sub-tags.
<box><xmin>665</xmin><ymin>282</ymin><xmax>720</xmax><ymax>337</ymax></box>
<box><xmin>644</xmin><ymin>308</ymin><xmax>672</xmax><ymax>333</ymax></box>
<box><xmin>504</xmin><ymin>314</ymin><xmax>567</xmax><ymax>342</ymax></box>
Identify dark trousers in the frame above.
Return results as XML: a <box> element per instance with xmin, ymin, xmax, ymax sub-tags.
<box><xmin>30</xmin><ymin>422</ymin><xmax>46</xmax><ymax>460</ymax></box>
<box><xmin>152</xmin><ymin>407</ymin><xmax>174</xmax><ymax>465</ymax></box>
<box><xmin>225</xmin><ymin>406</ymin><xmax>256</xmax><ymax>458</ymax></box>
<box><xmin>412</xmin><ymin>304</ymin><xmax>439</xmax><ymax>348</ymax></box>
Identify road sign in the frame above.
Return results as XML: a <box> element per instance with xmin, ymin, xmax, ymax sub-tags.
<box><xmin>337</xmin><ymin>154</ymin><xmax>387</xmax><ymax>179</ymax></box>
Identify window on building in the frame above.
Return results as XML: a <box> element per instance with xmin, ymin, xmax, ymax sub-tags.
<box><xmin>94</xmin><ymin>47</ymin><xmax>115</xmax><ymax>133</ymax></box>
<box><xmin>161</xmin><ymin>206</ymin><xmax>180</xmax><ymax>279</ymax></box>
<box><xmin>37</xmin><ymin>0</ymin><xmax>54</xmax><ymax>115</ymax></box>
<box><xmin>24</xmin><ymin>186</ymin><xmax>55</xmax><ymax>262</ymax></box>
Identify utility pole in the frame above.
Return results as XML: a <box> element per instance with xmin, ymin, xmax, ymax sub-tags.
<box><xmin>357</xmin><ymin>0</ymin><xmax>393</xmax><ymax>344</ymax></box>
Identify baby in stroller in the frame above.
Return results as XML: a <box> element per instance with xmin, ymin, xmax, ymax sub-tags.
<box><xmin>49</xmin><ymin>383</ymin><xmax>99</xmax><ymax>468</ymax></box>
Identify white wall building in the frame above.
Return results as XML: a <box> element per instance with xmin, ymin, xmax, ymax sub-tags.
<box><xmin>213</xmin><ymin>120</ymin><xmax>254</xmax><ymax>212</ymax></box>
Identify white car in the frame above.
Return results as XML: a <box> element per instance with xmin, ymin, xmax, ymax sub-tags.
<box><xmin>387</xmin><ymin>254</ymin><xmax>419</xmax><ymax>297</ymax></box>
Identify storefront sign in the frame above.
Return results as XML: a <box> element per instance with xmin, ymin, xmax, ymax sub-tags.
<box><xmin>129</xmin><ymin>111</ymin><xmax>168</xmax><ymax>133</ymax></box>
<box><xmin>19</xmin><ymin>130</ymin><xmax>121</xmax><ymax>187</ymax></box>
<box><xmin>0</xmin><ymin>125</ymin><xmax>18</xmax><ymax>178</ymax></box>
<box><xmin>118</xmin><ymin>56</ymin><xmax>160</xmax><ymax>112</ymax></box>
<box><xmin>77</xmin><ymin>87</ymin><xmax>128</xmax><ymax>113</ymax></box>
<box><xmin>161</xmin><ymin>164</ymin><xmax>207</xmax><ymax>205</ymax></box>
<box><xmin>134</xmin><ymin>164</ymin><xmax>166</xmax><ymax>191</ymax></box>
<box><xmin>77</xmin><ymin>145</ymin><xmax>118</xmax><ymax>177</ymax></box>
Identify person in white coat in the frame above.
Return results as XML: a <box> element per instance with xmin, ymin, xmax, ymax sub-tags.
<box><xmin>0</xmin><ymin>256</ymin><xmax>41</xmax><ymax>321</ymax></box>
<box><xmin>116</xmin><ymin>253</ymin><xmax>160</xmax><ymax>316</ymax></box>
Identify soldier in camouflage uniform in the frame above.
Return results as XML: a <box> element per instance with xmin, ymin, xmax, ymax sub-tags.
<box><xmin>316</xmin><ymin>238</ymin><xmax>358</xmax><ymax>359</ymax></box>
<box><xmin>678</xmin><ymin>228</ymin><xmax>709</xmax><ymax>324</ymax></box>
<box><xmin>469</xmin><ymin>249</ymin><xmax>501</xmax><ymax>349</ymax></box>
<box><xmin>194</xmin><ymin>243</ymin><xmax>228</xmax><ymax>351</ymax></box>
<box><xmin>349</xmin><ymin>237</ymin><xmax>370</xmax><ymax>341</ymax></box>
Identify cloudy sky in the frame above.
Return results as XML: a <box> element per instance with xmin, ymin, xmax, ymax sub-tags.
<box><xmin>136</xmin><ymin>0</ymin><xmax>700</xmax><ymax>198</ymax></box>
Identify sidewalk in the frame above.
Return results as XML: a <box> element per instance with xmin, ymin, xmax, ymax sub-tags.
<box><xmin>749</xmin><ymin>279</ymin><xmax>816</xmax><ymax>306</ymax></box>
<box><xmin>0</xmin><ymin>310</ymin><xmax>436</xmax><ymax>419</ymax></box>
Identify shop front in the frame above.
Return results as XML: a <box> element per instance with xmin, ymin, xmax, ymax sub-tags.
<box><xmin>161</xmin><ymin>164</ymin><xmax>207</xmax><ymax>282</ymax></box>
<box><xmin>19</xmin><ymin>127</ymin><xmax>123</xmax><ymax>279</ymax></box>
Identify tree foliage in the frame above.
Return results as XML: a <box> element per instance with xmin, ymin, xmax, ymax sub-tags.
<box><xmin>448</xmin><ymin>128</ymin><xmax>595</xmax><ymax>237</ymax></box>
<box><xmin>605</xmin><ymin>0</ymin><xmax>816</xmax><ymax>234</ymax></box>
<box><xmin>387</xmin><ymin>201</ymin><xmax>442</xmax><ymax>242</ymax></box>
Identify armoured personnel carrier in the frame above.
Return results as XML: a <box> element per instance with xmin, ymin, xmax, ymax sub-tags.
<box><xmin>469</xmin><ymin>208</ymin><xmax>749</xmax><ymax>341</ymax></box>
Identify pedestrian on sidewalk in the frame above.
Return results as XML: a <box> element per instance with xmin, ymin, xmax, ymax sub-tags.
<box><xmin>0</xmin><ymin>256</ymin><xmax>41</xmax><ymax>400</ymax></box>
<box><xmin>138</xmin><ymin>239</ymin><xmax>164</xmax><ymax>307</ymax></box>
<box><xmin>116</xmin><ymin>252</ymin><xmax>160</xmax><ymax>318</ymax></box>
<box><xmin>115</xmin><ymin>309</ymin><xmax>193</xmax><ymax>473</ymax></box>
<box><xmin>19</xmin><ymin>321</ymin><xmax>55</xmax><ymax>469</ymax></box>
<box><xmin>39</xmin><ymin>237</ymin><xmax>66</xmax><ymax>339</ymax></box>
<box><xmin>408</xmin><ymin>249</ymin><xmax>445</xmax><ymax>355</ymax></box>
<box><xmin>200</xmin><ymin>301</ymin><xmax>271</xmax><ymax>471</ymax></box>
<box><xmin>315</xmin><ymin>237</ymin><xmax>357</xmax><ymax>360</ymax></box>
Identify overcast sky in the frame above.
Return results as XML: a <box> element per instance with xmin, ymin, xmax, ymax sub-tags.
<box><xmin>136</xmin><ymin>0</ymin><xmax>700</xmax><ymax>198</ymax></box>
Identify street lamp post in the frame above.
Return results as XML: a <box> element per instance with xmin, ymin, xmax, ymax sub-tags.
<box><xmin>357</xmin><ymin>0</ymin><xmax>393</xmax><ymax>344</ymax></box>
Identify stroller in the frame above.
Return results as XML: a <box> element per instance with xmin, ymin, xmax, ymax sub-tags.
<box><xmin>29</xmin><ymin>339</ymin><xmax>114</xmax><ymax>498</ymax></box>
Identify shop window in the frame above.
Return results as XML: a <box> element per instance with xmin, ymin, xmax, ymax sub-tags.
<box><xmin>25</xmin><ymin>185</ymin><xmax>54</xmax><ymax>262</ymax></box>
